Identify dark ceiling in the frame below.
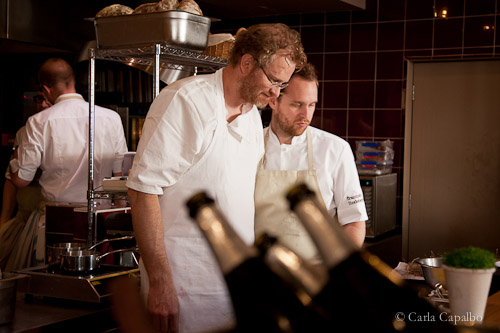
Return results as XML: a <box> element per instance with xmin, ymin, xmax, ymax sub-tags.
<box><xmin>197</xmin><ymin>0</ymin><xmax>365</xmax><ymax>20</ymax></box>
<box><xmin>0</xmin><ymin>0</ymin><xmax>365</xmax><ymax>55</ymax></box>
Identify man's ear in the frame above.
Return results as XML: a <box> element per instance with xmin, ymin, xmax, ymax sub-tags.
<box><xmin>240</xmin><ymin>54</ymin><xmax>256</xmax><ymax>75</ymax></box>
<box><xmin>41</xmin><ymin>84</ymin><xmax>50</xmax><ymax>97</ymax></box>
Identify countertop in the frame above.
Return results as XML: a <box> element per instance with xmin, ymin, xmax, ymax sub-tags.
<box><xmin>0</xmin><ymin>293</ymin><xmax>117</xmax><ymax>332</ymax></box>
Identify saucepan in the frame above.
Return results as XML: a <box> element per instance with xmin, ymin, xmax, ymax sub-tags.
<box><xmin>46</xmin><ymin>235</ymin><xmax>135</xmax><ymax>266</ymax></box>
<box><xmin>59</xmin><ymin>247</ymin><xmax>138</xmax><ymax>273</ymax></box>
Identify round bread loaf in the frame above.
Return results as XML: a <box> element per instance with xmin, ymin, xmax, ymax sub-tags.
<box><xmin>96</xmin><ymin>4</ymin><xmax>134</xmax><ymax>17</ymax></box>
<box><xmin>133</xmin><ymin>2</ymin><xmax>161</xmax><ymax>14</ymax></box>
<box><xmin>176</xmin><ymin>0</ymin><xmax>203</xmax><ymax>15</ymax></box>
<box><xmin>158</xmin><ymin>0</ymin><xmax>179</xmax><ymax>11</ymax></box>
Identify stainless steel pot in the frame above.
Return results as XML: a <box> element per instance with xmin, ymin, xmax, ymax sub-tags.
<box><xmin>46</xmin><ymin>242</ymin><xmax>87</xmax><ymax>267</ymax></box>
<box><xmin>415</xmin><ymin>257</ymin><xmax>447</xmax><ymax>289</ymax></box>
<box><xmin>60</xmin><ymin>248</ymin><xmax>138</xmax><ymax>273</ymax></box>
<box><xmin>46</xmin><ymin>235</ymin><xmax>135</xmax><ymax>266</ymax></box>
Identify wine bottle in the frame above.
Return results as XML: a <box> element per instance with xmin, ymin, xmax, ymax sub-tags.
<box><xmin>285</xmin><ymin>183</ymin><xmax>458</xmax><ymax>333</ymax></box>
<box><xmin>186</xmin><ymin>192</ymin><xmax>330</xmax><ymax>333</ymax></box>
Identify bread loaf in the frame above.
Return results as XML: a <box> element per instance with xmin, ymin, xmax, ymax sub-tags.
<box><xmin>176</xmin><ymin>0</ymin><xmax>203</xmax><ymax>15</ymax></box>
<box><xmin>158</xmin><ymin>0</ymin><xmax>179</xmax><ymax>11</ymax></box>
<box><xmin>132</xmin><ymin>2</ymin><xmax>160</xmax><ymax>14</ymax></box>
<box><xmin>96</xmin><ymin>4</ymin><xmax>133</xmax><ymax>17</ymax></box>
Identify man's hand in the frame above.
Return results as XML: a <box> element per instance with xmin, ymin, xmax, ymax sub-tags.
<box><xmin>148</xmin><ymin>282</ymin><xmax>180</xmax><ymax>332</ymax></box>
<box><xmin>128</xmin><ymin>188</ymin><xmax>179</xmax><ymax>332</ymax></box>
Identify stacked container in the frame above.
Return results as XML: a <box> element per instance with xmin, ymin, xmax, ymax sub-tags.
<box><xmin>355</xmin><ymin>140</ymin><xmax>394</xmax><ymax>175</ymax></box>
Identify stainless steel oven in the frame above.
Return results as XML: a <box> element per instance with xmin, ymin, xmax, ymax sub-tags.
<box><xmin>360</xmin><ymin>173</ymin><xmax>397</xmax><ymax>238</ymax></box>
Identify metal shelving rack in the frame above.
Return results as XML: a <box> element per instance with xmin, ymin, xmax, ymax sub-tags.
<box><xmin>86</xmin><ymin>43</ymin><xmax>228</xmax><ymax>245</ymax></box>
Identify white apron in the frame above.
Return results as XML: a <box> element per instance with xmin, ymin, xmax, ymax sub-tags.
<box><xmin>255</xmin><ymin>128</ymin><xmax>337</xmax><ymax>263</ymax></box>
<box><xmin>141</xmin><ymin>103</ymin><xmax>261</xmax><ymax>332</ymax></box>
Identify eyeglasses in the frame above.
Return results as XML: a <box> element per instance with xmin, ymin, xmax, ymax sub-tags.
<box><xmin>259</xmin><ymin>65</ymin><xmax>289</xmax><ymax>89</ymax></box>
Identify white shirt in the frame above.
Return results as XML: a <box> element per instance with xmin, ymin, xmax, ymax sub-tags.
<box><xmin>127</xmin><ymin>68</ymin><xmax>264</xmax><ymax>332</ymax></box>
<box><xmin>14</xmin><ymin>93</ymin><xmax>128</xmax><ymax>203</ymax></box>
<box><xmin>263</xmin><ymin>126</ymin><xmax>368</xmax><ymax>225</ymax></box>
<box><xmin>127</xmin><ymin>69</ymin><xmax>262</xmax><ymax>197</ymax></box>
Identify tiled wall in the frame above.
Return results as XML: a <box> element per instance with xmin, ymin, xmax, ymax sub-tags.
<box><xmin>212</xmin><ymin>0</ymin><xmax>499</xmax><ymax>225</ymax></box>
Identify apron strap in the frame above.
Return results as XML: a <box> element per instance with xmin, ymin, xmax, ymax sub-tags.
<box><xmin>258</xmin><ymin>129</ymin><xmax>270</xmax><ymax>170</ymax></box>
<box><xmin>306</xmin><ymin>128</ymin><xmax>314</xmax><ymax>171</ymax></box>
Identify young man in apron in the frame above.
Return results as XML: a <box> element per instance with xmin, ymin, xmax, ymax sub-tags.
<box><xmin>254</xmin><ymin>63</ymin><xmax>368</xmax><ymax>263</ymax></box>
<box><xmin>127</xmin><ymin>24</ymin><xmax>307</xmax><ymax>332</ymax></box>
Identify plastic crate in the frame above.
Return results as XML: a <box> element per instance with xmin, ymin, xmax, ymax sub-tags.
<box><xmin>356</xmin><ymin>150</ymin><xmax>394</xmax><ymax>161</ymax></box>
<box><xmin>356</xmin><ymin>140</ymin><xmax>394</xmax><ymax>152</ymax></box>
<box><xmin>356</xmin><ymin>160</ymin><xmax>393</xmax><ymax>175</ymax></box>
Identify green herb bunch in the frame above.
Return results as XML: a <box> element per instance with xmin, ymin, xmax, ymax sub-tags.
<box><xmin>443</xmin><ymin>246</ymin><xmax>496</xmax><ymax>269</ymax></box>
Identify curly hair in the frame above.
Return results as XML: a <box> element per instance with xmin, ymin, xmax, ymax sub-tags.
<box><xmin>229</xmin><ymin>23</ymin><xmax>307</xmax><ymax>71</ymax></box>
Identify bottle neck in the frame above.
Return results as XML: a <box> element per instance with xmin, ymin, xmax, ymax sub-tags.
<box><xmin>263</xmin><ymin>241</ymin><xmax>329</xmax><ymax>298</ymax></box>
<box><xmin>292</xmin><ymin>198</ymin><xmax>359</xmax><ymax>269</ymax></box>
<box><xmin>196</xmin><ymin>205</ymin><xmax>258</xmax><ymax>274</ymax></box>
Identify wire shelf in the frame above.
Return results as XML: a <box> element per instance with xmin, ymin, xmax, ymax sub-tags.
<box><xmin>94</xmin><ymin>44</ymin><xmax>228</xmax><ymax>73</ymax></box>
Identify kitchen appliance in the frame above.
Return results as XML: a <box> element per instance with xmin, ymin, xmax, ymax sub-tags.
<box><xmin>16</xmin><ymin>265</ymin><xmax>139</xmax><ymax>303</ymax></box>
<box><xmin>360</xmin><ymin>173</ymin><xmax>397</xmax><ymax>238</ymax></box>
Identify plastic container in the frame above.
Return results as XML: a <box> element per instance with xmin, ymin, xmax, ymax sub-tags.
<box><xmin>356</xmin><ymin>140</ymin><xmax>394</xmax><ymax>152</ymax></box>
<box><xmin>356</xmin><ymin>150</ymin><xmax>394</xmax><ymax>161</ymax></box>
<box><xmin>356</xmin><ymin>160</ymin><xmax>393</xmax><ymax>175</ymax></box>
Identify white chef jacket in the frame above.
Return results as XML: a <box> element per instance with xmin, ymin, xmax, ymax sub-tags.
<box><xmin>263</xmin><ymin>126</ymin><xmax>368</xmax><ymax>225</ymax></box>
<box><xmin>127</xmin><ymin>68</ymin><xmax>264</xmax><ymax>332</ymax></box>
<box><xmin>13</xmin><ymin>93</ymin><xmax>127</xmax><ymax>203</ymax></box>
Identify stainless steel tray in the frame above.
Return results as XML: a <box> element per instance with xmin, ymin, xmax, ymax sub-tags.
<box><xmin>94</xmin><ymin>10</ymin><xmax>211</xmax><ymax>50</ymax></box>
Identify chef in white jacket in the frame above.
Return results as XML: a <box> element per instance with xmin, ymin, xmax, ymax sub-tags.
<box><xmin>126</xmin><ymin>24</ymin><xmax>307</xmax><ymax>333</ymax></box>
<box><xmin>255</xmin><ymin>63</ymin><xmax>368</xmax><ymax>263</ymax></box>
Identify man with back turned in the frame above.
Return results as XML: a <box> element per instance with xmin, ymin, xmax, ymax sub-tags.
<box><xmin>9</xmin><ymin>57</ymin><xmax>127</xmax><ymax>268</ymax></box>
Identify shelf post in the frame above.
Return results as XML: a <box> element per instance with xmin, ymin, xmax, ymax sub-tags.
<box><xmin>87</xmin><ymin>47</ymin><xmax>96</xmax><ymax>246</ymax></box>
<box><xmin>153</xmin><ymin>44</ymin><xmax>160</xmax><ymax>98</ymax></box>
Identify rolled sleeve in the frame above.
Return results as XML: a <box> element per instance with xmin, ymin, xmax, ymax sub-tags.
<box><xmin>16</xmin><ymin>119</ymin><xmax>42</xmax><ymax>182</ymax></box>
<box><xmin>126</xmin><ymin>83</ymin><xmax>213</xmax><ymax>195</ymax></box>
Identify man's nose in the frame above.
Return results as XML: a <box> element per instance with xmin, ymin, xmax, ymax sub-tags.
<box><xmin>269</xmin><ymin>86</ymin><xmax>281</xmax><ymax>97</ymax></box>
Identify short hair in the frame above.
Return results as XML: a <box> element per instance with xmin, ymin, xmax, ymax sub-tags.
<box><xmin>291</xmin><ymin>62</ymin><xmax>318</xmax><ymax>86</ymax></box>
<box><xmin>278</xmin><ymin>63</ymin><xmax>319</xmax><ymax>100</ymax></box>
<box><xmin>229</xmin><ymin>23</ymin><xmax>307</xmax><ymax>71</ymax></box>
<box><xmin>38</xmin><ymin>58</ymin><xmax>75</xmax><ymax>88</ymax></box>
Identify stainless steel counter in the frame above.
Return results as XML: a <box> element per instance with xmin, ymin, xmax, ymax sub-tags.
<box><xmin>0</xmin><ymin>293</ymin><xmax>117</xmax><ymax>332</ymax></box>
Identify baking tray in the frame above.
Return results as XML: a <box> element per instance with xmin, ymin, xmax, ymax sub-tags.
<box><xmin>95</xmin><ymin>10</ymin><xmax>211</xmax><ymax>50</ymax></box>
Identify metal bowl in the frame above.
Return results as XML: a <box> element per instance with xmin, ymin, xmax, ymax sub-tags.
<box><xmin>415</xmin><ymin>257</ymin><xmax>447</xmax><ymax>289</ymax></box>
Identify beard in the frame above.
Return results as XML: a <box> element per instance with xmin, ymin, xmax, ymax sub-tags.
<box><xmin>275</xmin><ymin>110</ymin><xmax>310</xmax><ymax>138</ymax></box>
<box><xmin>240</xmin><ymin>69</ymin><xmax>270</xmax><ymax>109</ymax></box>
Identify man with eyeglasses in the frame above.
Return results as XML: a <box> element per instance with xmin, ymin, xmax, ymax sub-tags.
<box><xmin>255</xmin><ymin>63</ymin><xmax>367</xmax><ymax>264</ymax></box>
<box><xmin>33</xmin><ymin>91</ymin><xmax>52</xmax><ymax>112</ymax></box>
<box><xmin>126</xmin><ymin>23</ymin><xmax>306</xmax><ymax>332</ymax></box>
